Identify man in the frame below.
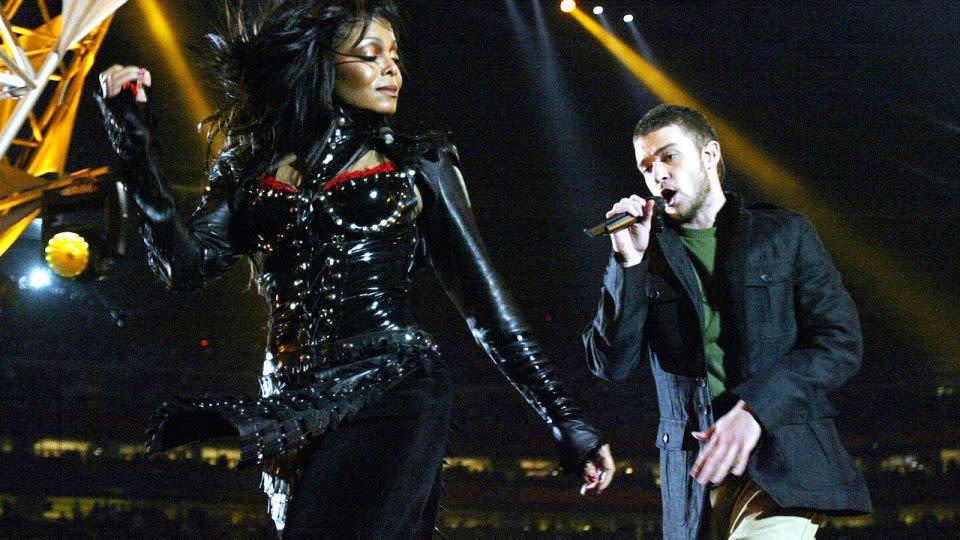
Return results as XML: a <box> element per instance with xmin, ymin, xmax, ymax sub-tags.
<box><xmin>583</xmin><ymin>104</ymin><xmax>871</xmax><ymax>539</ymax></box>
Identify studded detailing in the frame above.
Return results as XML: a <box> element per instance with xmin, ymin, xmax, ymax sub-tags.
<box><xmin>94</xmin><ymin>89</ymin><xmax>152</xmax><ymax>160</ymax></box>
<box><xmin>99</xmin><ymin>92</ymin><xmax>603</xmax><ymax>530</ymax></box>
<box><xmin>319</xmin><ymin>166</ymin><xmax>416</xmax><ymax>234</ymax></box>
<box><xmin>147</xmin><ymin>330</ymin><xmax>439</xmax><ymax>466</ymax></box>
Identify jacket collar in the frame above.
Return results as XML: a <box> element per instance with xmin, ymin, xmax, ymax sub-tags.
<box><xmin>714</xmin><ymin>191</ymin><xmax>751</xmax><ymax>339</ymax></box>
<box><xmin>652</xmin><ymin>191</ymin><xmax>751</xmax><ymax>327</ymax></box>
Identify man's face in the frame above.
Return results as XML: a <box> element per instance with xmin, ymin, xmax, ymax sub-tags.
<box><xmin>633</xmin><ymin>125</ymin><xmax>714</xmax><ymax>223</ymax></box>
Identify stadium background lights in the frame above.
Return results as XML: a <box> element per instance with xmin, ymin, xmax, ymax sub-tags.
<box><xmin>623</xmin><ymin>14</ymin><xmax>634</xmax><ymax>23</ymax></box>
<box><xmin>560</xmin><ymin>0</ymin><xmax>576</xmax><ymax>13</ymax></box>
<box><xmin>592</xmin><ymin>5</ymin><xmax>604</xmax><ymax>15</ymax></box>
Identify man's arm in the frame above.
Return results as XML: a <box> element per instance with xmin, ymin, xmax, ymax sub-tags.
<box><xmin>731</xmin><ymin>216</ymin><xmax>863</xmax><ymax>431</ymax></box>
<box><xmin>584</xmin><ymin>195</ymin><xmax>657</xmax><ymax>380</ymax></box>
<box><xmin>582</xmin><ymin>255</ymin><xmax>651</xmax><ymax>381</ymax></box>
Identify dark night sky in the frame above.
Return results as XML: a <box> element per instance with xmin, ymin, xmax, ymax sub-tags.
<box><xmin>1</xmin><ymin>1</ymin><xmax>958</xmax><ymax>456</ymax></box>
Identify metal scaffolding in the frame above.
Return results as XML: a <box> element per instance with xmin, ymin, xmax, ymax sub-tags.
<box><xmin>0</xmin><ymin>0</ymin><xmax>128</xmax><ymax>257</ymax></box>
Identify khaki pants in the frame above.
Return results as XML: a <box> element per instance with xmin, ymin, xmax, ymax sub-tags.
<box><xmin>709</xmin><ymin>473</ymin><xmax>823</xmax><ymax>540</ymax></box>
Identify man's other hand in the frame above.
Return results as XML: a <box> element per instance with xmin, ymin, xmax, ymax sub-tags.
<box><xmin>690</xmin><ymin>400</ymin><xmax>761</xmax><ymax>485</ymax></box>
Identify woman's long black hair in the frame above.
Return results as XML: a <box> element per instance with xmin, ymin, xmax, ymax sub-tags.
<box><xmin>201</xmin><ymin>0</ymin><xmax>402</xmax><ymax>188</ymax></box>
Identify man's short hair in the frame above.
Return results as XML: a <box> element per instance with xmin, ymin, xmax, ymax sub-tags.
<box><xmin>634</xmin><ymin>104</ymin><xmax>725</xmax><ymax>182</ymax></box>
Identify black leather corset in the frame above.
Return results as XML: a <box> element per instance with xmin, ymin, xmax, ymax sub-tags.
<box><xmin>246</xmin><ymin>164</ymin><xmax>424</xmax><ymax>376</ymax></box>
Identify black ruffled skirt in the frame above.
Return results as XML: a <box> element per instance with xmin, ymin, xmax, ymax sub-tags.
<box><xmin>144</xmin><ymin>329</ymin><xmax>450</xmax><ymax>536</ymax></box>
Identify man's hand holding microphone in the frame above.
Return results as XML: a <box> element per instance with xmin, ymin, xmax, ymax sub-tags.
<box><xmin>606</xmin><ymin>195</ymin><xmax>658</xmax><ymax>267</ymax></box>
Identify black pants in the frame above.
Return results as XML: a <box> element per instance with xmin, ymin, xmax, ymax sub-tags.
<box><xmin>283</xmin><ymin>366</ymin><xmax>452</xmax><ymax>539</ymax></box>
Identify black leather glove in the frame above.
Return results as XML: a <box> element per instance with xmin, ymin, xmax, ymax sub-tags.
<box><xmin>414</xmin><ymin>142</ymin><xmax>603</xmax><ymax>471</ymax></box>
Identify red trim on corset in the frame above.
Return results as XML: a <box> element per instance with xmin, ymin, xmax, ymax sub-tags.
<box><xmin>323</xmin><ymin>161</ymin><xmax>395</xmax><ymax>191</ymax></box>
<box><xmin>258</xmin><ymin>174</ymin><xmax>299</xmax><ymax>193</ymax></box>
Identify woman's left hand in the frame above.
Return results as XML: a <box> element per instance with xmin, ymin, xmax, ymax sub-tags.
<box><xmin>580</xmin><ymin>443</ymin><xmax>615</xmax><ymax>495</ymax></box>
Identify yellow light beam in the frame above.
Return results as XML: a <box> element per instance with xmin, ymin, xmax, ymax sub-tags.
<box><xmin>568</xmin><ymin>7</ymin><xmax>960</xmax><ymax>359</ymax></box>
<box><xmin>134</xmin><ymin>0</ymin><xmax>212</xmax><ymax>127</ymax></box>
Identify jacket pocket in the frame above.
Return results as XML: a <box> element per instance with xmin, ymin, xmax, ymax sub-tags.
<box><xmin>655</xmin><ymin>418</ymin><xmax>688</xmax><ymax>450</ymax></box>
<box><xmin>656</xmin><ymin>418</ymin><xmax>702</xmax><ymax>534</ymax></box>
<box><xmin>767</xmin><ymin>419</ymin><xmax>849</xmax><ymax>490</ymax></box>
<box><xmin>744</xmin><ymin>267</ymin><xmax>796</xmax><ymax>339</ymax></box>
<box><xmin>647</xmin><ymin>275</ymin><xmax>682</xmax><ymax>304</ymax></box>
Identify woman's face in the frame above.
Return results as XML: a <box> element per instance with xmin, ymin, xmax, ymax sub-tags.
<box><xmin>334</xmin><ymin>18</ymin><xmax>402</xmax><ymax>115</ymax></box>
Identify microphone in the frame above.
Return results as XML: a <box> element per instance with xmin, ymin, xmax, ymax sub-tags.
<box><xmin>377</xmin><ymin>126</ymin><xmax>395</xmax><ymax>145</ymax></box>
<box><xmin>584</xmin><ymin>196</ymin><xmax>665</xmax><ymax>238</ymax></box>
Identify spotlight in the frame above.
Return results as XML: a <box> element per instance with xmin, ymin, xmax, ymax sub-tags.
<box><xmin>26</xmin><ymin>268</ymin><xmax>52</xmax><ymax>289</ymax></box>
<box><xmin>560</xmin><ymin>0</ymin><xmax>576</xmax><ymax>13</ymax></box>
<box><xmin>40</xmin><ymin>173</ymin><xmax>128</xmax><ymax>282</ymax></box>
<box><xmin>623</xmin><ymin>14</ymin><xmax>634</xmax><ymax>23</ymax></box>
<box><xmin>45</xmin><ymin>232</ymin><xmax>90</xmax><ymax>278</ymax></box>
<box><xmin>593</xmin><ymin>5</ymin><xmax>603</xmax><ymax>15</ymax></box>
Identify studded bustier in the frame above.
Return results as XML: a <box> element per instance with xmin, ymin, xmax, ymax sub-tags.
<box><xmin>96</xmin><ymin>89</ymin><xmax>603</xmax><ymax>471</ymax></box>
<box><xmin>250</xmin><ymin>160</ymin><xmax>424</xmax><ymax>383</ymax></box>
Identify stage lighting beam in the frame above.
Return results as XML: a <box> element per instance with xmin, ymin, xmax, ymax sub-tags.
<box><xmin>506</xmin><ymin>0</ymin><xmax>600</xmax><ymax>197</ymax></box>
<box><xmin>135</xmin><ymin>0</ymin><xmax>213</xmax><ymax>128</ymax></box>
<box><xmin>560</xmin><ymin>1</ymin><xmax>577</xmax><ymax>13</ymax></box>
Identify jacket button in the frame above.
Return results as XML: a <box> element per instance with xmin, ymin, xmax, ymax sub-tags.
<box><xmin>662</xmin><ymin>433</ymin><xmax>669</xmax><ymax>444</ymax></box>
<box><xmin>760</xmin><ymin>272</ymin><xmax>770</xmax><ymax>282</ymax></box>
<box><xmin>650</xmin><ymin>289</ymin><xmax>661</xmax><ymax>300</ymax></box>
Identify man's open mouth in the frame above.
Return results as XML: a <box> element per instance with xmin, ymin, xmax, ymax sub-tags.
<box><xmin>661</xmin><ymin>189</ymin><xmax>677</xmax><ymax>205</ymax></box>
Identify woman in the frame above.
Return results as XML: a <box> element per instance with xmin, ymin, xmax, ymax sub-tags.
<box><xmin>96</xmin><ymin>0</ymin><xmax>613</xmax><ymax>537</ymax></box>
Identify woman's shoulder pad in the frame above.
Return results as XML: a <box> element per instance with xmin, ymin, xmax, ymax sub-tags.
<box><xmin>397</xmin><ymin>133</ymin><xmax>459</xmax><ymax>165</ymax></box>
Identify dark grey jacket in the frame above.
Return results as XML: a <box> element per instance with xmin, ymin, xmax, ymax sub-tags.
<box><xmin>583</xmin><ymin>194</ymin><xmax>871</xmax><ymax>539</ymax></box>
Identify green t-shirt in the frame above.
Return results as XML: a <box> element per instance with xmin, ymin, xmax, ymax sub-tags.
<box><xmin>679</xmin><ymin>227</ymin><xmax>726</xmax><ymax>399</ymax></box>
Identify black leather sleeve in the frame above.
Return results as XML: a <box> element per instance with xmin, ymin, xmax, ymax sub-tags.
<box><xmin>95</xmin><ymin>89</ymin><xmax>244</xmax><ymax>290</ymax></box>
<box><xmin>416</xmin><ymin>143</ymin><xmax>603</xmax><ymax>471</ymax></box>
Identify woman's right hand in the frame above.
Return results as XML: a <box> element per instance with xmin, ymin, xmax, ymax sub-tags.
<box><xmin>99</xmin><ymin>64</ymin><xmax>151</xmax><ymax>103</ymax></box>
<box><xmin>580</xmin><ymin>443</ymin><xmax>616</xmax><ymax>495</ymax></box>
<box><xmin>607</xmin><ymin>195</ymin><xmax>655</xmax><ymax>267</ymax></box>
